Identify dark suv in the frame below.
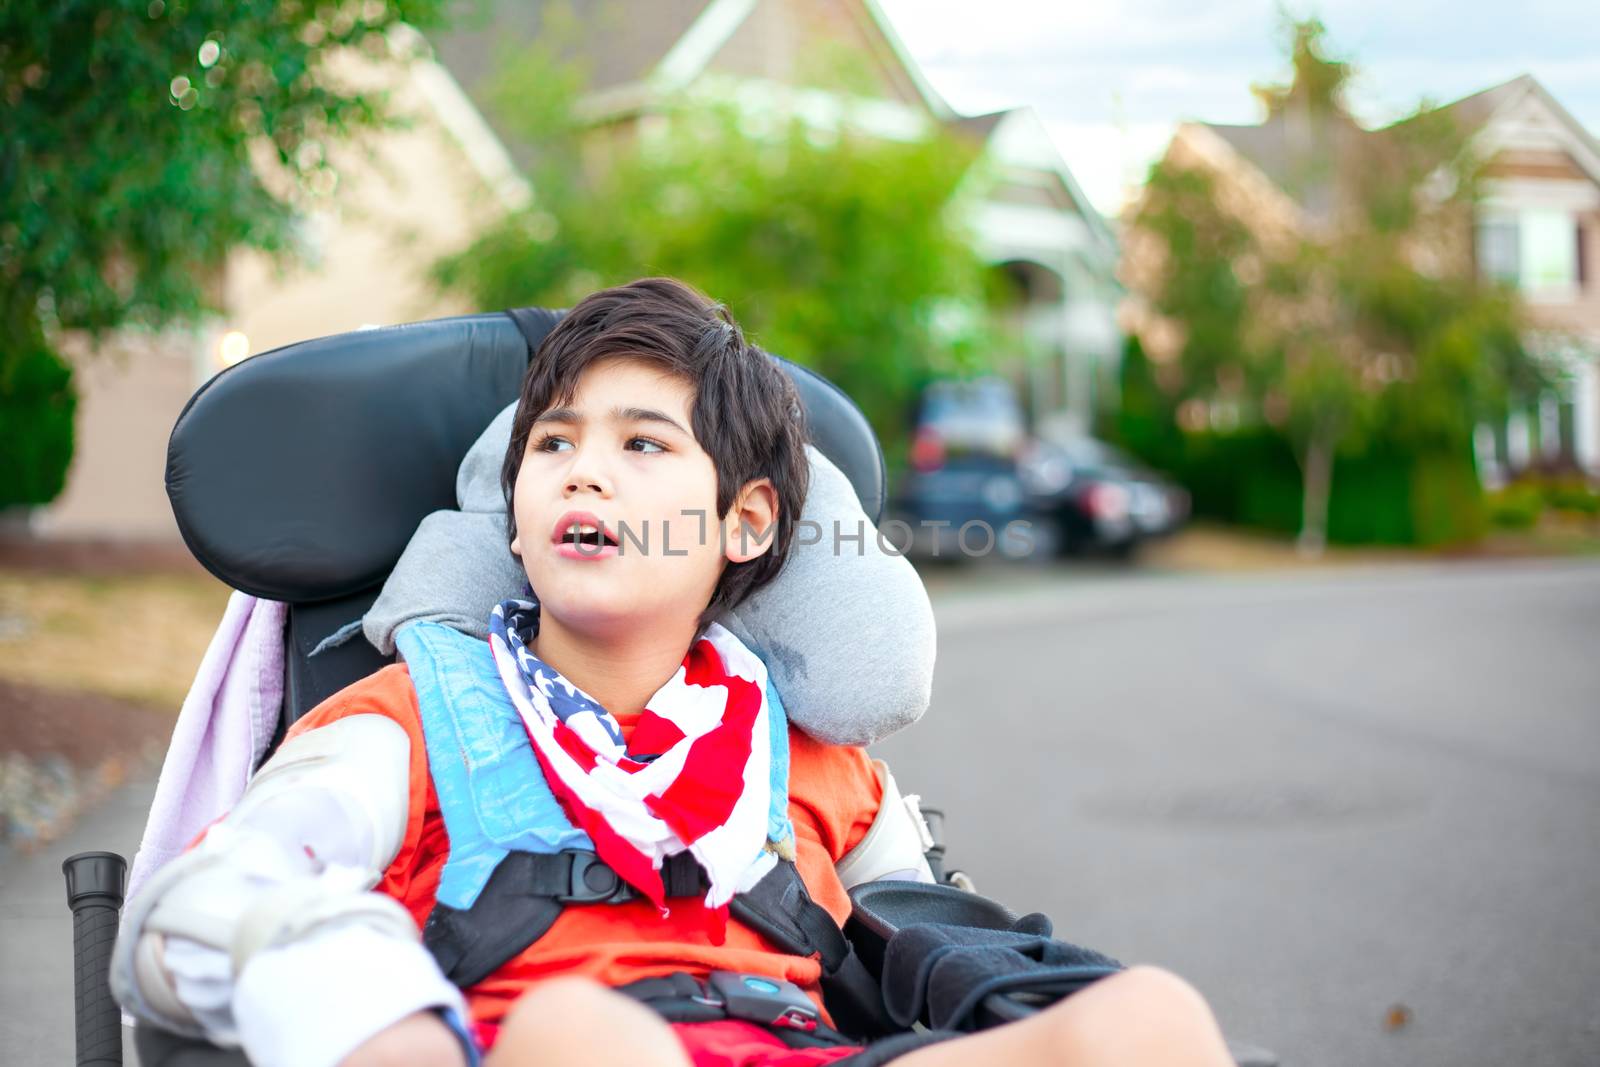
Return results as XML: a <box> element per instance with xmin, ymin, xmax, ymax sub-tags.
<box><xmin>1020</xmin><ymin>431</ymin><xmax>1189</xmax><ymax>558</ymax></box>
<box><xmin>892</xmin><ymin>378</ymin><xmax>1030</xmax><ymax>559</ymax></box>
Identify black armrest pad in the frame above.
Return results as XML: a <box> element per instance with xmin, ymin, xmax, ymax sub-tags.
<box><xmin>845</xmin><ymin>880</ymin><xmax>1033</xmax><ymax>979</ymax></box>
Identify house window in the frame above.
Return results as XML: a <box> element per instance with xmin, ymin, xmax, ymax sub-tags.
<box><xmin>1475</xmin><ymin>210</ymin><xmax>1581</xmax><ymax>295</ymax></box>
<box><xmin>1521</xmin><ymin>208</ymin><xmax>1578</xmax><ymax>292</ymax></box>
<box><xmin>1476</xmin><ymin>216</ymin><xmax>1520</xmax><ymax>284</ymax></box>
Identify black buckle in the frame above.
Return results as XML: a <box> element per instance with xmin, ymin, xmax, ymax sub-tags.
<box><xmin>707</xmin><ymin>971</ymin><xmax>821</xmax><ymax>1033</ymax></box>
<box><xmin>555</xmin><ymin>850</ymin><xmax>636</xmax><ymax>904</ymax></box>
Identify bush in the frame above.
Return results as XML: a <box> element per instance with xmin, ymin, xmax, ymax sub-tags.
<box><xmin>1111</xmin><ymin>337</ymin><xmax>1488</xmax><ymax>547</ymax></box>
<box><xmin>1114</xmin><ymin>404</ymin><xmax>1487</xmax><ymax>545</ymax></box>
<box><xmin>1542</xmin><ymin>478</ymin><xmax>1600</xmax><ymax>517</ymax></box>
<box><xmin>1486</xmin><ymin>483</ymin><xmax>1546</xmax><ymax>529</ymax></box>
<box><xmin>0</xmin><ymin>337</ymin><xmax>76</xmax><ymax>511</ymax></box>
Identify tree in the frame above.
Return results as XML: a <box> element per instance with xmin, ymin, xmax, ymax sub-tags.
<box><xmin>1126</xmin><ymin>18</ymin><xmax>1539</xmax><ymax>552</ymax></box>
<box><xmin>432</xmin><ymin>41</ymin><xmax>994</xmax><ymax>451</ymax></box>
<box><xmin>0</xmin><ymin>0</ymin><xmax>451</xmax><ymax>510</ymax></box>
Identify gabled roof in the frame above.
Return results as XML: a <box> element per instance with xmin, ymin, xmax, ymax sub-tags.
<box><xmin>1203</xmin><ymin>110</ymin><xmax>1368</xmax><ymax>223</ymax></box>
<box><xmin>1198</xmin><ymin>74</ymin><xmax>1600</xmax><ymax>218</ymax></box>
<box><xmin>430</xmin><ymin>1</ymin><xmax>711</xmax><ymax>99</ymax></box>
<box><xmin>1436</xmin><ymin>74</ymin><xmax>1535</xmax><ymax>133</ymax></box>
<box><xmin>1433</xmin><ymin>73</ymin><xmax>1600</xmax><ymax>185</ymax></box>
<box><xmin>952</xmin><ymin>107</ymin><xmax>1117</xmax><ymax>259</ymax></box>
<box><xmin>427</xmin><ymin>0</ymin><xmax>955</xmax><ymax>146</ymax></box>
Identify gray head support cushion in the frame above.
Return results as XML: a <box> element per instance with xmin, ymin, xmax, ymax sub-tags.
<box><xmin>363</xmin><ymin>402</ymin><xmax>935</xmax><ymax>745</ymax></box>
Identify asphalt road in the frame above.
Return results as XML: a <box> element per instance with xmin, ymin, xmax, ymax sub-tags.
<box><xmin>874</xmin><ymin>558</ymin><xmax>1600</xmax><ymax>1067</ymax></box>
<box><xmin>5</xmin><ymin>559</ymin><xmax>1597</xmax><ymax>1066</ymax></box>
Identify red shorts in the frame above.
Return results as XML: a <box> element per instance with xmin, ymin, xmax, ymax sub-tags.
<box><xmin>471</xmin><ymin>1012</ymin><xmax>865</xmax><ymax>1065</ymax></box>
<box><xmin>671</xmin><ymin>1020</ymin><xmax>863</xmax><ymax>1067</ymax></box>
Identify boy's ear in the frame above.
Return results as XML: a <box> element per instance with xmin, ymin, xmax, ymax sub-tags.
<box><xmin>723</xmin><ymin>478</ymin><xmax>779</xmax><ymax>564</ymax></box>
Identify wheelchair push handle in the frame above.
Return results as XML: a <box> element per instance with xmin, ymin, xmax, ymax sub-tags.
<box><xmin>62</xmin><ymin>851</ymin><xmax>128</xmax><ymax>1067</ymax></box>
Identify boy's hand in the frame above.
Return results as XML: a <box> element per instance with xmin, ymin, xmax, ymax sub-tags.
<box><xmin>338</xmin><ymin>1010</ymin><xmax>469</xmax><ymax>1067</ymax></box>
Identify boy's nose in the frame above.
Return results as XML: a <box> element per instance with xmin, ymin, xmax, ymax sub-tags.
<box><xmin>563</xmin><ymin>458</ymin><xmax>612</xmax><ymax>497</ymax></box>
<box><xmin>561</xmin><ymin>443</ymin><xmax>615</xmax><ymax>497</ymax></box>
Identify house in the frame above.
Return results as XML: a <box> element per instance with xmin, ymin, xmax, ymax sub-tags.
<box><xmin>39</xmin><ymin>0</ymin><xmax>1117</xmax><ymax>541</ymax></box>
<box><xmin>427</xmin><ymin>0</ymin><xmax>1121</xmax><ymax>426</ymax></box>
<box><xmin>1124</xmin><ymin>74</ymin><xmax>1600</xmax><ymax>483</ymax></box>
<box><xmin>1442</xmin><ymin>76</ymin><xmax>1600</xmax><ymax>481</ymax></box>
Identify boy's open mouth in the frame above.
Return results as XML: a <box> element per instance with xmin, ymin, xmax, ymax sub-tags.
<box><xmin>551</xmin><ymin>510</ymin><xmax>620</xmax><ymax>549</ymax></box>
<box><xmin>560</xmin><ymin>526</ymin><xmax>618</xmax><ymax>548</ymax></box>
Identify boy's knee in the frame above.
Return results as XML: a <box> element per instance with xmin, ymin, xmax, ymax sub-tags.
<box><xmin>502</xmin><ymin>977</ymin><xmax>618</xmax><ymax>1033</ymax></box>
<box><xmin>1032</xmin><ymin>966</ymin><xmax>1228</xmax><ymax>1061</ymax></box>
<box><xmin>1106</xmin><ymin>965</ymin><xmax>1215</xmax><ymax>1019</ymax></box>
<box><xmin>494</xmin><ymin>979</ymin><xmax>688</xmax><ymax>1067</ymax></box>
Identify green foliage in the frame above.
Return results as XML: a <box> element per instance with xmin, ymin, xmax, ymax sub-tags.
<box><xmin>1123</xmin><ymin>17</ymin><xmax>1543</xmax><ymax>547</ymax></box>
<box><xmin>1</xmin><ymin>0</ymin><xmax>451</xmax><ymax>506</ymax></box>
<box><xmin>1486</xmin><ymin>482</ymin><xmax>1546</xmax><ymax>529</ymax></box>
<box><xmin>1544</xmin><ymin>479</ymin><xmax>1600</xmax><ymax>516</ymax></box>
<box><xmin>1487</xmin><ymin>475</ymin><xmax>1600</xmax><ymax>529</ymax></box>
<box><xmin>1252</xmin><ymin>17</ymin><xmax>1352</xmax><ymax>120</ymax></box>
<box><xmin>434</xmin><ymin>44</ymin><xmax>993</xmax><ymax>449</ymax></box>
<box><xmin>0</xmin><ymin>295</ymin><xmax>75</xmax><ymax>510</ymax></box>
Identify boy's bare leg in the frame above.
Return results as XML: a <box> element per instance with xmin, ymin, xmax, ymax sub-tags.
<box><xmin>886</xmin><ymin>967</ymin><xmax>1235</xmax><ymax>1067</ymax></box>
<box><xmin>484</xmin><ymin>977</ymin><xmax>691</xmax><ymax>1067</ymax></box>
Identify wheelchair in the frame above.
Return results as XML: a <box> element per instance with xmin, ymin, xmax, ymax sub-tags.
<box><xmin>61</xmin><ymin>307</ymin><xmax>1277</xmax><ymax>1066</ymax></box>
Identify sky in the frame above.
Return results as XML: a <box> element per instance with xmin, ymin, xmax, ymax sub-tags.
<box><xmin>872</xmin><ymin>0</ymin><xmax>1600</xmax><ymax>216</ymax></box>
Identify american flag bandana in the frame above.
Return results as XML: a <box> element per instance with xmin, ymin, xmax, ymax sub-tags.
<box><xmin>487</xmin><ymin>596</ymin><xmax>780</xmax><ymax>933</ymax></box>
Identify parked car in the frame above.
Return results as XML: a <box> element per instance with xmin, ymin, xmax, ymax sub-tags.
<box><xmin>1020</xmin><ymin>431</ymin><xmax>1189</xmax><ymax>558</ymax></box>
<box><xmin>892</xmin><ymin>378</ymin><xmax>1031</xmax><ymax>560</ymax></box>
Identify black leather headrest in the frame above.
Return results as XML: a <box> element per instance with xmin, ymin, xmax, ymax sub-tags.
<box><xmin>167</xmin><ymin>309</ymin><xmax>886</xmax><ymax>602</ymax></box>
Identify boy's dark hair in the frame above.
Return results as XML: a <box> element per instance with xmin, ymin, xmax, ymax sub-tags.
<box><xmin>502</xmin><ymin>277</ymin><xmax>810</xmax><ymax>626</ymax></box>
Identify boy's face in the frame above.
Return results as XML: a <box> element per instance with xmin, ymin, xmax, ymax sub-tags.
<box><xmin>510</xmin><ymin>357</ymin><xmax>774</xmax><ymax>638</ymax></box>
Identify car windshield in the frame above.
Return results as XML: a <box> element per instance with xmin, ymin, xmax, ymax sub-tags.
<box><xmin>918</xmin><ymin>379</ymin><xmax>1024</xmax><ymax>457</ymax></box>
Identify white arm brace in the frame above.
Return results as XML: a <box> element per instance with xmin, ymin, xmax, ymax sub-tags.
<box><xmin>835</xmin><ymin>760</ymin><xmax>936</xmax><ymax>889</ymax></box>
<box><xmin>110</xmin><ymin>713</ymin><xmax>457</xmax><ymax>1061</ymax></box>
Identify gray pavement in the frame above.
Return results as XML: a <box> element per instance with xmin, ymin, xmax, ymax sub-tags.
<box><xmin>2</xmin><ymin>775</ymin><xmax>153</xmax><ymax>1066</ymax></box>
<box><xmin>875</xmin><ymin>557</ymin><xmax>1600</xmax><ymax>1067</ymax></box>
<box><xmin>5</xmin><ymin>558</ymin><xmax>1598</xmax><ymax>1065</ymax></box>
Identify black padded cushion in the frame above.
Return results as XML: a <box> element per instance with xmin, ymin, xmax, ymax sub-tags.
<box><xmin>167</xmin><ymin>309</ymin><xmax>885</xmax><ymax>602</ymax></box>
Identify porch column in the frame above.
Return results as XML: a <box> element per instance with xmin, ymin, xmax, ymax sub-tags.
<box><xmin>1575</xmin><ymin>353</ymin><xmax>1600</xmax><ymax>475</ymax></box>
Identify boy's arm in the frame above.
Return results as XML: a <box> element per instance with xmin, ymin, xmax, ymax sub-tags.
<box><xmin>835</xmin><ymin>759</ymin><xmax>936</xmax><ymax>888</ymax></box>
<box><xmin>787</xmin><ymin>736</ymin><xmax>934</xmax><ymax>906</ymax></box>
<box><xmin>112</xmin><ymin>686</ymin><xmax>466</xmax><ymax>1067</ymax></box>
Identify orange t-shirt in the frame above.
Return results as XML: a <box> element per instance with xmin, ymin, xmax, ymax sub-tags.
<box><xmin>285</xmin><ymin>662</ymin><xmax>883</xmax><ymax>1030</ymax></box>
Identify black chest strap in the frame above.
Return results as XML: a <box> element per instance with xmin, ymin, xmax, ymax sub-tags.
<box><xmin>423</xmin><ymin>849</ymin><xmax>707</xmax><ymax>988</ymax></box>
<box><xmin>423</xmin><ymin>850</ymin><xmax>896</xmax><ymax>1039</ymax></box>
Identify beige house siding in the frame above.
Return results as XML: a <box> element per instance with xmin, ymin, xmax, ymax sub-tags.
<box><xmin>36</xmin><ymin>332</ymin><xmax>201</xmax><ymax>540</ymax></box>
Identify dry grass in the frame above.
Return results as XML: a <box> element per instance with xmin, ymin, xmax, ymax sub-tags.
<box><xmin>1140</xmin><ymin>523</ymin><xmax>1416</xmax><ymax>571</ymax></box>
<box><xmin>1145</xmin><ymin>520</ymin><xmax>1600</xmax><ymax>571</ymax></box>
<box><xmin>0</xmin><ymin>568</ymin><xmax>232</xmax><ymax>713</ymax></box>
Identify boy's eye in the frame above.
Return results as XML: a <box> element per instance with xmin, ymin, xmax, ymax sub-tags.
<box><xmin>531</xmin><ymin>434</ymin><xmax>665</xmax><ymax>454</ymax></box>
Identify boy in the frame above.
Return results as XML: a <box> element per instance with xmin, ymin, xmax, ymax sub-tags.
<box><xmin>116</xmin><ymin>279</ymin><xmax>1233</xmax><ymax>1067</ymax></box>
